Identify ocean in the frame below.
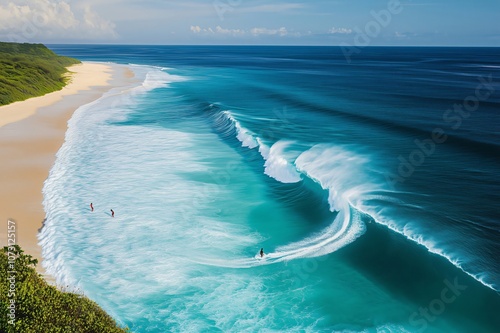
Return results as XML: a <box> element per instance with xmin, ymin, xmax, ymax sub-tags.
<box><xmin>40</xmin><ymin>45</ymin><xmax>500</xmax><ymax>332</ymax></box>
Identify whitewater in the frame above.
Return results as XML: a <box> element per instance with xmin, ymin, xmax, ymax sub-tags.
<box><xmin>39</xmin><ymin>45</ymin><xmax>500</xmax><ymax>332</ymax></box>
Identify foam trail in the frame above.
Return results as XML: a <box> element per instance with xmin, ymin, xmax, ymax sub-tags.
<box><xmin>193</xmin><ymin>200</ymin><xmax>364</xmax><ymax>269</ymax></box>
<box><xmin>258</xmin><ymin>145</ymin><xmax>372</xmax><ymax>263</ymax></box>
<box><xmin>192</xmin><ymin>144</ymin><xmax>370</xmax><ymax>269</ymax></box>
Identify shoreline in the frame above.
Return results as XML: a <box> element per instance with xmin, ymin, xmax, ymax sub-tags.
<box><xmin>0</xmin><ymin>62</ymin><xmax>136</xmax><ymax>282</ymax></box>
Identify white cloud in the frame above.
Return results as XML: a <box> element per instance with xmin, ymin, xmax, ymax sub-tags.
<box><xmin>190</xmin><ymin>25</ymin><xmax>244</xmax><ymax>36</ymax></box>
<box><xmin>329</xmin><ymin>27</ymin><xmax>352</xmax><ymax>34</ymax></box>
<box><xmin>191</xmin><ymin>25</ymin><xmax>292</xmax><ymax>38</ymax></box>
<box><xmin>250</xmin><ymin>27</ymin><xmax>288</xmax><ymax>37</ymax></box>
<box><xmin>190</xmin><ymin>25</ymin><xmax>202</xmax><ymax>33</ymax></box>
<box><xmin>0</xmin><ymin>0</ymin><xmax>116</xmax><ymax>42</ymax></box>
<box><xmin>215</xmin><ymin>26</ymin><xmax>245</xmax><ymax>35</ymax></box>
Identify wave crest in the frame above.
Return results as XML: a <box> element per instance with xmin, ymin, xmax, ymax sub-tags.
<box><xmin>221</xmin><ymin>110</ymin><xmax>301</xmax><ymax>183</ymax></box>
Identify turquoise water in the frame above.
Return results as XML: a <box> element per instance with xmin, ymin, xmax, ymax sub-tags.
<box><xmin>40</xmin><ymin>46</ymin><xmax>500</xmax><ymax>332</ymax></box>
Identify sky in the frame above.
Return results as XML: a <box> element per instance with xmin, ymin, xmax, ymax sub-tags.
<box><xmin>0</xmin><ymin>0</ymin><xmax>499</xmax><ymax>46</ymax></box>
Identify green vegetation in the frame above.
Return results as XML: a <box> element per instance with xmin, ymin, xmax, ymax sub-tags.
<box><xmin>0</xmin><ymin>245</ymin><xmax>129</xmax><ymax>333</ymax></box>
<box><xmin>0</xmin><ymin>42</ymin><xmax>81</xmax><ymax>106</ymax></box>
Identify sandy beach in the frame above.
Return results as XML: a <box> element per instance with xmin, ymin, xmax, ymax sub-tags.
<box><xmin>0</xmin><ymin>62</ymin><xmax>135</xmax><ymax>281</ymax></box>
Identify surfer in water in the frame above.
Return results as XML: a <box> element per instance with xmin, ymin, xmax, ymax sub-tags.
<box><xmin>90</xmin><ymin>203</ymin><xmax>94</xmax><ymax>212</ymax></box>
<box><xmin>260</xmin><ymin>248</ymin><xmax>264</xmax><ymax>258</ymax></box>
<box><xmin>111</xmin><ymin>209</ymin><xmax>114</xmax><ymax>217</ymax></box>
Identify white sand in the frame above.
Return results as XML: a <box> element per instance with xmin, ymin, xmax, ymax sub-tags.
<box><xmin>0</xmin><ymin>63</ymin><xmax>112</xmax><ymax>128</ymax></box>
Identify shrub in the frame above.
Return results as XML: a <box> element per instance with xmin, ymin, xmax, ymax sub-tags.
<box><xmin>0</xmin><ymin>245</ymin><xmax>129</xmax><ymax>333</ymax></box>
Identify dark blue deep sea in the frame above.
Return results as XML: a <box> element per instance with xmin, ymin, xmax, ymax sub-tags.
<box><xmin>42</xmin><ymin>45</ymin><xmax>500</xmax><ymax>332</ymax></box>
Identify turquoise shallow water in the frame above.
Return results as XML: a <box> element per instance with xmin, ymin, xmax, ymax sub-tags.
<box><xmin>40</xmin><ymin>46</ymin><xmax>500</xmax><ymax>332</ymax></box>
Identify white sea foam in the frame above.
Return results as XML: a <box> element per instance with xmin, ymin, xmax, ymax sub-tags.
<box><xmin>261</xmin><ymin>140</ymin><xmax>302</xmax><ymax>184</ymax></box>
<box><xmin>142</xmin><ymin>70</ymin><xmax>186</xmax><ymax>90</ymax></box>
<box><xmin>223</xmin><ymin>110</ymin><xmax>301</xmax><ymax>183</ymax></box>
<box><xmin>39</xmin><ymin>65</ymin><xmax>190</xmax><ymax>286</ymax></box>
<box><xmin>222</xmin><ymin>111</ymin><xmax>258</xmax><ymax>149</ymax></box>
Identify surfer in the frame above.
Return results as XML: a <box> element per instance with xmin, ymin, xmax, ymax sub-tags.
<box><xmin>111</xmin><ymin>209</ymin><xmax>114</xmax><ymax>217</ymax></box>
<box><xmin>260</xmin><ymin>248</ymin><xmax>264</xmax><ymax>258</ymax></box>
<box><xmin>90</xmin><ymin>203</ymin><xmax>94</xmax><ymax>212</ymax></box>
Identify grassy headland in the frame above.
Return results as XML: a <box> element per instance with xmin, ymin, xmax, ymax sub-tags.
<box><xmin>0</xmin><ymin>245</ymin><xmax>129</xmax><ymax>332</ymax></box>
<box><xmin>0</xmin><ymin>42</ymin><xmax>81</xmax><ymax>106</ymax></box>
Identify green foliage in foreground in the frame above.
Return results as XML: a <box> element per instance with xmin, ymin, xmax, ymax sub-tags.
<box><xmin>0</xmin><ymin>245</ymin><xmax>129</xmax><ymax>333</ymax></box>
<box><xmin>0</xmin><ymin>41</ymin><xmax>81</xmax><ymax>106</ymax></box>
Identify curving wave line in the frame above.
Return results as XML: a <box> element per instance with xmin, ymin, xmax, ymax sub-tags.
<box><xmin>180</xmin><ymin>107</ymin><xmax>500</xmax><ymax>290</ymax></box>
<box><xmin>294</xmin><ymin>145</ymin><xmax>500</xmax><ymax>292</ymax></box>
<box><xmin>222</xmin><ymin>111</ymin><xmax>258</xmax><ymax>149</ymax></box>
<box><xmin>190</xmin><ymin>122</ymin><xmax>368</xmax><ymax>268</ymax></box>
<box><xmin>191</xmin><ymin>197</ymin><xmax>365</xmax><ymax>269</ymax></box>
<box><xmin>221</xmin><ymin>110</ymin><xmax>301</xmax><ymax>183</ymax></box>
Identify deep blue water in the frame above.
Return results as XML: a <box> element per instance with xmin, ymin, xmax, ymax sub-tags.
<box><xmin>41</xmin><ymin>45</ymin><xmax>500</xmax><ymax>332</ymax></box>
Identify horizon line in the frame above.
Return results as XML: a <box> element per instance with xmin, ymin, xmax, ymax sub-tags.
<box><xmin>40</xmin><ymin>43</ymin><xmax>500</xmax><ymax>48</ymax></box>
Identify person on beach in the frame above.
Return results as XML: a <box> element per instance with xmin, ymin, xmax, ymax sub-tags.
<box><xmin>90</xmin><ymin>203</ymin><xmax>94</xmax><ymax>212</ymax></box>
<box><xmin>260</xmin><ymin>248</ymin><xmax>264</xmax><ymax>258</ymax></box>
<box><xmin>111</xmin><ymin>209</ymin><xmax>114</xmax><ymax>217</ymax></box>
